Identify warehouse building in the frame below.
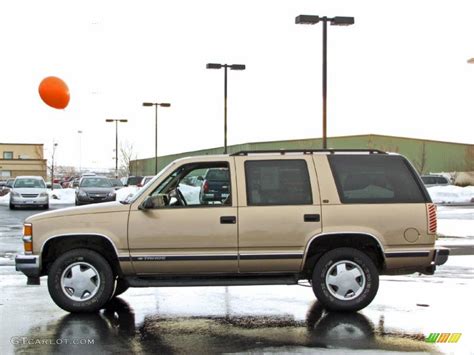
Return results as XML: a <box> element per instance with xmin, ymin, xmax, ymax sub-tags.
<box><xmin>0</xmin><ymin>143</ymin><xmax>47</xmax><ymax>179</ymax></box>
<box><xmin>130</xmin><ymin>134</ymin><xmax>474</xmax><ymax>176</ymax></box>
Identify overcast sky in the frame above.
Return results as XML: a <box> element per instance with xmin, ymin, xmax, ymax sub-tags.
<box><xmin>1</xmin><ymin>0</ymin><xmax>473</xmax><ymax>170</ymax></box>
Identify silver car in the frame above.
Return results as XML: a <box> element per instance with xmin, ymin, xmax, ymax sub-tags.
<box><xmin>9</xmin><ymin>176</ymin><xmax>49</xmax><ymax>210</ymax></box>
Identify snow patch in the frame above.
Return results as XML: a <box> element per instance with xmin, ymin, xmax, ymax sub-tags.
<box><xmin>115</xmin><ymin>186</ymin><xmax>140</xmax><ymax>202</ymax></box>
<box><xmin>427</xmin><ymin>185</ymin><xmax>474</xmax><ymax>204</ymax></box>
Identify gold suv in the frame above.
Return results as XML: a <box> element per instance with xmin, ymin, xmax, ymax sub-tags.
<box><xmin>15</xmin><ymin>149</ymin><xmax>449</xmax><ymax>313</ymax></box>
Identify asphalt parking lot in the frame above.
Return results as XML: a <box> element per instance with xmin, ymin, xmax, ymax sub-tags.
<box><xmin>0</xmin><ymin>205</ymin><xmax>473</xmax><ymax>354</ymax></box>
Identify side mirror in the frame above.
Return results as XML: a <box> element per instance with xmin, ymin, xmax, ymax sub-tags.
<box><xmin>139</xmin><ymin>195</ymin><xmax>168</xmax><ymax>210</ymax></box>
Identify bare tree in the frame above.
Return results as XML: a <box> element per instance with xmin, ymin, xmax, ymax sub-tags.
<box><xmin>414</xmin><ymin>142</ymin><xmax>428</xmax><ymax>174</ymax></box>
<box><xmin>119</xmin><ymin>141</ymin><xmax>135</xmax><ymax>177</ymax></box>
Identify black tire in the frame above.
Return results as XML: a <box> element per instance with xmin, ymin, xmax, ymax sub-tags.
<box><xmin>112</xmin><ymin>278</ymin><xmax>129</xmax><ymax>298</ymax></box>
<box><xmin>312</xmin><ymin>247</ymin><xmax>379</xmax><ymax>312</ymax></box>
<box><xmin>47</xmin><ymin>248</ymin><xmax>115</xmax><ymax>313</ymax></box>
<box><xmin>9</xmin><ymin>202</ymin><xmax>15</xmax><ymax>210</ymax></box>
<box><xmin>43</xmin><ymin>203</ymin><xmax>49</xmax><ymax>210</ymax></box>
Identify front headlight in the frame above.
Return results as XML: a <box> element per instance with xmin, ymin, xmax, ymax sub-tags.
<box><xmin>39</xmin><ymin>192</ymin><xmax>48</xmax><ymax>197</ymax></box>
<box><xmin>108</xmin><ymin>192</ymin><xmax>116</xmax><ymax>198</ymax></box>
<box><xmin>78</xmin><ymin>191</ymin><xmax>87</xmax><ymax>197</ymax></box>
<box><xmin>11</xmin><ymin>191</ymin><xmax>20</xmax><ymax>197</ymax></box>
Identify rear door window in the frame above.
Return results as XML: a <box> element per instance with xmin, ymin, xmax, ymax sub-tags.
<box><xmin>328</xmin><ymin>155</ymin><xmax>428</xmax><ymax>204</ymax></box>
<box><xmin>245</xmin><ymin>160</ymin><xmax>312</xmax><ymax>206</ymax></box>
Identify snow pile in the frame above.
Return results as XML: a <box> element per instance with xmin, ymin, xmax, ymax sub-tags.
<box><xmin>179</xmin><ymin>184</ymin><xmax>201</xmax><ymax>204</ymax></box>
<box><xmin>115</xmin><ymin>186</ymin><xmax>140</xmax><ymax>201</ymax></box>
<box><xmin>427</xmin><ymin>185</ymin><xmax>474</xmax><ymax>204</ymax></box>
<box><xmin>48</xmin><ymin>188</ymin><xmax>76</xmax><ymax>204</ymax></box>
<box><xmin>0</xmin><ymin>192</ymin><xmax>9</xmax><ymax>205</ymax></box>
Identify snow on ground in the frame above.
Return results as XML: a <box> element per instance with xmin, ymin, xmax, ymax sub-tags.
<box><xmin>437</xmin><ymin>219</ymin><xmax>473</xmax><ymax>238</ymax></box>
<box><xmin>115</xmin><ymin>186</ymin><xmax>140</xmax><ymax>201</ymax></box>
<box><xmin>427</xmin><ymin>185</ymin><xmax>474</xmax><ymax>204</ymax></box>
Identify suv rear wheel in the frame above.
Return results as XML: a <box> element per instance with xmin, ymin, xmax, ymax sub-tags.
<box><xmin>47</xmin><ymin>248</ymin><xmax>115</xmax><ymax>313</ymax></box>
<box><xmin>312</xmin><ymin>247</ymin><xmax>379</xmax><ymax>312</ymax></box>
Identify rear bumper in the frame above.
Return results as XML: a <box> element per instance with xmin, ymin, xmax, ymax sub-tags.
<box><xmin>383</xmin><ymin>247</ymin><xmax>449</xmax><ymax>275</ymax></box>
<box><xmin>433</xmin><ymin>247</ymin><xmax>449</xmax><ymax>266</ymax></box>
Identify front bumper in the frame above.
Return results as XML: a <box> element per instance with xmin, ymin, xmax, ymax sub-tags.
<box><xmin>76</xmin><ymin>194</ymin><xmax>116</xmax><ymax>204</ymax></box>
<box><xmin>15</xmin><ymin>254</ymin><xmax>41</xmax><ymax>284</ymax></box>
<box><xmin>10</xmin><ymin>195</ymin><xmax>48</xmax><ymax>206</ymax></box>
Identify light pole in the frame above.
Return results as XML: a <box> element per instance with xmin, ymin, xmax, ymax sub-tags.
<box><xmin>105</xmin><ymin>119</ymin><xmax>128</xmax><ymax>178</ymax></box>
<box><xmin>295</xmin><ymin>15</ymin><xmax>354</xmax><ymax>149</ymax></box>
<box><xmin>142</xmin><ymin>102</ymin><xmax>171</xmax><ymax>174</ymax></box>
<box><xmin>51</xmin><ymin>143</ymin><xmax>58</xmax><ymax>190</ymax></box>
<box><xmin>206</xmin><ymin>63</ymin><xmax>246</xmax><ymax>154</ymax></box>
<box><xmin>77</xmin><ymin>130</ymin><xmax>82</xmax><ymax>174</ymax></box>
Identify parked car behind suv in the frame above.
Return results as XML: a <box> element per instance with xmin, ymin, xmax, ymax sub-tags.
<box><xmin>421</xmin><ymin>174</ymin><xmax>451</xmax><ymax>187</ymax></box>
<box><xmin>199</xmin><ymin>168</ymin><xmax>230</xmax><ymax>204</ymax></box>
<box><xmin>15</xmin><ymin>149</ymin><xmax>448</xmax><ymax>313</ymax></box>
<box><xmin>75</xmin><ymin>176</ymin><xmax>116</xmax><ymax>205</ymax></box>
<box><xmin>9</xmin><ymin>176</ymin><xmax>49</xmax><ymax>209</ymax></box>
<box><xmin>121</xmin><ymin>176</ymin><xmax>144</xmax><ymax>187</ymax></box>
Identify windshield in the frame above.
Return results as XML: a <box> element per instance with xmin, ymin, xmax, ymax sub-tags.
<box><xmin>121</xmin><ymin>162</ymin><xmax>174</xmax><ymax>204</ymax></box>
<box><xmin>80</xmin><ymin>178</ymin><xmax>112</xmax><ymax>188</ymax></box>
<box><xmin>14</xmin><ymin>178</ymin><xmax>46</xmax><ymax>189</ymax></box>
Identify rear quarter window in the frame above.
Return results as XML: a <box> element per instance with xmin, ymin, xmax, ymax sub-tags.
<box><xmin>328</xmin><ymin>155</ymin><xmax>428</xmax><ymax>204</ymax></box>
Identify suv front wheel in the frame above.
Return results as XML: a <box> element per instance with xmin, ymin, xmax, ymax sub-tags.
<box><xmin>47</xmin><ymin>248</ymin><xmax>115</xmax><ymax>313</ymax></box>
<box><xmin>312</xmin><ymin>247</ymin><xmax>379</xmax><ymax>312</ymax></box>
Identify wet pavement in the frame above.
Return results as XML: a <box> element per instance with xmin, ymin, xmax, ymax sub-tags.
<box><xmin>0</xmin><ymin>205</ymin><xmax>473</xmax><ymax>354</ymax></box>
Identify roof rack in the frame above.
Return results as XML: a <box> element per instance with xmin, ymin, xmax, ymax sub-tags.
<box><xmin>230</xmin><ymin>149</ymin><xmax>387</xmax><ymax>156</ymax></box>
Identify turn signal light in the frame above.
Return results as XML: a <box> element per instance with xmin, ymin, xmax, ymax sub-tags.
<box><xmin>23</xmin><ymin>224</ymin><xmax>32</xmax><ymax>237</ymax></box>
<box><xmin>23</xmin><ymin>223</ymin><xmax>33</xmax><ymax>254</ymax></box>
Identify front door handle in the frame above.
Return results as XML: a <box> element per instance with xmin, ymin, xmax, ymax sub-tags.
<box><xmin>220</xmin><ymin>216</ymin><xmax>236</xmax><ymax>224</ymax></box>
<box><xmin>304</xmin><ymin>214</ymin><xmax>320</xmax><ymax>222</ymax></box>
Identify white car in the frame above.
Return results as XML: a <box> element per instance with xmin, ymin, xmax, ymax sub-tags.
<box><xmin>9</xmin><ymin>176</ymin><xmax>49</xmax><ymax>210</ymax></box>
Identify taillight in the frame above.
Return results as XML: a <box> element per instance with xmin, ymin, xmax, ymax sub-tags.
<box><xmin>203</xmin><ymin>180</ymin><xmax>209</xmax><ymax>193</ymax></box>
<box><xmin>23</xmin><ymin>223</ymin><xmax>33</xmax><ymax>254</ymax></box>
<box><xmin>427</xmin><ymin>203</ymin><xmax>437</xmax><ymax>235</ymax></box>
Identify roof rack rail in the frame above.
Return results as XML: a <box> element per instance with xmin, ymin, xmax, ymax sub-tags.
<box><xmin>230</xmin><ymin>149</ymin><xmax>387</xmax><ymax>156</ymax></box>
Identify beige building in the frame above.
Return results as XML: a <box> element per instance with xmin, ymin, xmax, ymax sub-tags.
<box><xmin>0</xmin><ymin>143</ymin><xmax>47</xmax><ymax>179</ymax></box>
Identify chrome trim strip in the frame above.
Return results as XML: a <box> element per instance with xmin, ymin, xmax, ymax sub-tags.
<box><xmin>240</xmin><ymin>253</ymin><xmax>303</xmax><ymax>260</ymax></box>
<box><xmin>131</xmin><ymin>254</ymin><xmax>237</xmax><ymax>262</ymax></box>
<box><xmin>385</xmin><ymin>251</ymin><xmax>430</xmax><ymax>258</ymax></box>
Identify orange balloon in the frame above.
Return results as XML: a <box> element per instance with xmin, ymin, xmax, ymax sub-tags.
<box><xmin>38</xmin><ymin>76</ymin><xmax>70</xmax><ymax>109</ymax></box>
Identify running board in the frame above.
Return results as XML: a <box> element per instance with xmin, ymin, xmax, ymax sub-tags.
<box><xmin>124</xmin><ymin>274</ymin><xmax>299</xmax><ymax>287</ymax></box>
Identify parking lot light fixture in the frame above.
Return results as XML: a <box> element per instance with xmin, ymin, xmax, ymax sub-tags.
<box><xmin>206</xmin><ymin>63</ymin><xmax>246</xmax><ymax>154</ymax></box>
<box><xmin>295</xmin><ymin>14</ymin><xmax>354</xmax><ymax>149</ymax></box>
<box><xmin>142</xmin><ymin>102</ymin><xmax>171</xmax><ymax>174</ymax></box>
<box><xmin>51</xmin><ymin>143</ymin><xmax>58</xmax><ymax>190</ymax></box>
<box><xmin>105</xmin><ymin>119</ymin><xmax>128</xmax><ymax>178</ymax></box>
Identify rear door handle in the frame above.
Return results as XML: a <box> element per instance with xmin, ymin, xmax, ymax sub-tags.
<box><xmin>220</xmin><ymin>216</ymin><xmax>236</xmax><ymax>224</ymax></box>
<box><xmin>304</xmin><ymin>214</ymin><xmax>320</xmax><ymax>222</ymax></box>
